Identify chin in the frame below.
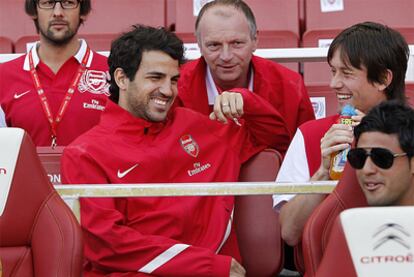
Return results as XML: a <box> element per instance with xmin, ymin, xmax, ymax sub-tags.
<box><xmin>148</xmin><ymin>113</ymin><xmax>167</xmax><ymax>122</ymax></box>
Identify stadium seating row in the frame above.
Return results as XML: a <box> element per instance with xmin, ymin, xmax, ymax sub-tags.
<box><xmin>1</xmin><ymin>0</ymin><xmax>414</xmax><ymax>53</ymax></box>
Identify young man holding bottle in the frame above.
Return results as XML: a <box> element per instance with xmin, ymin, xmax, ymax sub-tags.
<box><xmin>273</xmin><ymin>22</ymin><xmax>410</xmax><ymax>248</ymax></box>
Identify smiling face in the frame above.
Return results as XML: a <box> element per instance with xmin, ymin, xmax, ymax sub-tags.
<box><xmin>34</xmin><ymin>0</ymin><xmax>84</xmax><ymax>45</ymax></box>
<box><xmin>356</xmin><ymin>131</ymin><xmax>414</xmax><ymax>206</ymax></box>
<box><xmin>116</xmin><ymin>50</ymin><xmax>180</xmax><ymax>122</ymax></box>
<box><xmin>197</xmin><ymin>5</ymin><xmax>257</xmax><ymax>90</ymax></box>
<box><xmin>329</xmin><ymin>48</ymin><xmax>387</xmax><ymax>113</ymax></box>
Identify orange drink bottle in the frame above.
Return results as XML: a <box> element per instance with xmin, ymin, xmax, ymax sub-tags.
<box><xmin>329</xmin><ymin>104</ymin><xmax>357</xmax><ymax>180</ymax></box>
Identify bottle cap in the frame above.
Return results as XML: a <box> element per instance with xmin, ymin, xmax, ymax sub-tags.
<box><xmin>341</xmin><ymin>104</ymin><xmax>357</xmax><ymax>116</ymax></box>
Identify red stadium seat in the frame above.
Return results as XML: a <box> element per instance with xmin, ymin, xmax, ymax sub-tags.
<box><xmin>314</xmin><ymin>216</ymin><xmax>357</xmax><ymax>277</ymax></box>
<box><xmin>236</xmin><ymin>149</ymin><xmax>284</xmax><ymax>277</ymax></box>
<box><xmin>10</xmin><ymin>0</ymin><xmax>166</xmax><ymax>53</ymax></box>
<box><xmin>14</xmin><ymin>35</ymin><xmax>39</xmax><ymax>53</ymax></box>
<box><xmin>0</xmin><ymin>128</ymin><xmax>83</xmax><ymax>277</ymax></box>
<box><xmin>301</xmin><ymin>163</ymin><xmax>367</xmax><ymax>277</ymax></box>
<box><xmin>302</xmin><ymin>0</ymin><xmax>414</xmax><ymax>84</ymax></box>
<box><xmin>0</xmin><ymin>0</ymin><xmax>36</xmax><ymax>46</ymax></box>
<box><xmin>37</xmin><ymin>146</ymin><xmax>64</xmax><ymax>185</ymax></box>
<box><xmin>0</xmin><ymin>37</ymin><xmax>13</xmax><ymax>54</ymax></box>
<box><xmin>84</xmin><ymin>0</ymin><xmax>165</xmax><ymax>34</ymax></box>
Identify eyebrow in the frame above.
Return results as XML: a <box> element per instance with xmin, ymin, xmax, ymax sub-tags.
<box><xmin>146</xmin><ymin>71</ymin><xmax>165</xmax><ymax>77</ymax></box>
<box><xmin>146</xmin><ymin>71</ymin><xmax>180</xmax><ymax>79</ymax></box>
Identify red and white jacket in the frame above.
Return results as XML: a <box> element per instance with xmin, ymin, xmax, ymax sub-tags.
<box><xmin>0</xmin><ymin>40</ymin><xmax>109</xmax><ymax>146</ymax></box>
<box><xmin>62</xmin><ymin>89</ymin><xmax>289</xmax><ymax>276</ymax></box>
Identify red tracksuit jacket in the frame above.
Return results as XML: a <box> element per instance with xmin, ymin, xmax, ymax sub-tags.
<box><xmin>0</xmin><ymin>41</ymin><xmax>109</xmax><ymax>146</ymax></box>
<box><xmin>61</xmin><ymin>89</ymin><xmax>289</xmax><ymax>276</ymax></box>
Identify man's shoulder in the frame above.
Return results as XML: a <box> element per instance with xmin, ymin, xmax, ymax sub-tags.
<box><xmin>65</xmin><ymin>124</ymin><xmax>107</xmax><ymax>155</ymax></box>
<box><xmin>299</xmin><ymin>115</ymin><xmax>339</xmax><ymax>136</ymax></box>
<box><xmin>0</xmin><ymin>55</ymin><xmax>25</xmax><ymax>71</ymax></box>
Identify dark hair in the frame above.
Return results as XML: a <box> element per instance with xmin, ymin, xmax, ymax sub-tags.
<box><xmin>25</xmin><ymin>0</ymin><xmax>91</xmax><ymax>32</ymax></box>
<box><xmin>354</xmin><ymin>100</ymin><xmax>414</xmax><ymax>158</ymax></box>
<box><xmin>108</xmin><ymin>25</ymin><xmax>185</xmax><ymax>103</ymax></box>
<box><xmin>327</xmin><ymin>22</ymin><xmax>409</xmax><ymax>103</ymax></box>
<box><xmin>195</xmin><ymin>0</ymin><xmax>257</xmax><ymax>40</ymax></box>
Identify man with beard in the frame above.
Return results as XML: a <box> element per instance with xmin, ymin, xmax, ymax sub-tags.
<box><xmin>61</xmin><ymin>25</ymin><xmax>289</xmax><ymax>276</ymax></box>
<box><xmin>0</xmin><ymin>0</ymin><xmax>109</xmax><ymax>146</ymax></box>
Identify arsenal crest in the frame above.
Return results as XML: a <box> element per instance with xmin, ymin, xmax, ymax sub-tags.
<box><xmin>78</xmin><ymin>69</ymin><xmax>110</xmax><ymax>96</ymax></box>
<box><xmin>180</xmin><ymin>134</ymin><xmax>199</xmax><ymax>158</ymax></box>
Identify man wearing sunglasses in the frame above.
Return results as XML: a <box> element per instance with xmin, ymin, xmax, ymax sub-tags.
<box><xmin>274</xmin><ymin>22</ymin><xmax>410</xmax><ymax>250</ymax></box>
<box><xmin>348</xmin><ymin>100</ymin><xmax>414</xmax><ymax>207</ymax></box>
<box><xmin>0</xmin><ymin>0</ymin><xmax>109</xmax><ymax>146</ymax></box>
<box><xmin>315</xmin><ymin>100</ymin><xmax>414</xmax><ymax>277</ymax></box>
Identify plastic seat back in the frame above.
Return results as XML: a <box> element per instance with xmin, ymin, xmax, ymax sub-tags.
<box><xmin>236</xmin><ymin>149</ymin><xmax>284</xmax><ymax>277</ymax></box>
<box><xmin>0</xmin><ymin>37</ymin><xmax>13</xmax><ymax>54</ymax></box>
<box><xmin>0</xmin><ymin>128</ymin><xmax>82</xmax><ymax>277</ymax></box>
<box><xmin>36</xmin><ymin>146</ymin><xmax>64</xmax><ymax>185</ymax></box>
<box><xmin>317</xmin><ymin>207</ymin><xmax>414</xmax><ymax>277</ymax></box>
<box><xmin>301</xmin><ymin>163</ymin><xmax>367</xmax><ymax>277</ymax></box>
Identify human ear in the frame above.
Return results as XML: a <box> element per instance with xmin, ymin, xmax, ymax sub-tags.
<box><xmin>377</xmin><ymin>69</ymin><xmax>393</xmax><ymax>92</ymax></box>
<box><xmin>114</xmin><ymin>68</ymin><xmax>128</xmax><ymax>90</ymax></box>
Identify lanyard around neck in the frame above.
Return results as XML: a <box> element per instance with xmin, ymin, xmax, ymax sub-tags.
<box><xmin>28</xmin><ymin>47</ymin><xmax>90</xmax><ymax>147</ymax></box>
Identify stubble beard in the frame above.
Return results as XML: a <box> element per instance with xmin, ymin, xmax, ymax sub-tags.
<box><xmin>40</xmin><ymin>21</ymin><xmax>81</xmax><ymax>46</ymax></box>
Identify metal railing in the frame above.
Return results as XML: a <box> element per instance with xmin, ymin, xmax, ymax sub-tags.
<box><xmin>55</xmin><ymin>181</ymin><xmax>337</xmax><ymax>221</ymax></box>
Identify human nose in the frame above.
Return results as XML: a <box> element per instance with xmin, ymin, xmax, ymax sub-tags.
<box><xmin>52</xmin><ymin>2</ymin><xmax>65</xmax><ymax>16</ymax></box>
<box><xmin>360</xmin><ymin>156</ymin><xmax>378</xmax><ymax>175</ymax></box>
<box><xmin>330</xmin><ymin>72</ymin><xmax>343</xmax><ymax>89</ymax></box>
<box><xmin>219</xmin><ymin>44</ymin><xmax>233</xmax><ymax>62</ymax></box>
<box><xmin>159</xmin><ymin>80</ymin><xmax>176</xmax><ymax>97</ymax></box>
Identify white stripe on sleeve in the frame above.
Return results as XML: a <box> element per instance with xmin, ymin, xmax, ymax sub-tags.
<box><xmin>138</xmin><ymin>243</ymin><xmax>190</xmax><ymax>274</ymax></box>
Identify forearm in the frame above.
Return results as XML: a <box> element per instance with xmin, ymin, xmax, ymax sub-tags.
<box><xmin>279</xmin><ymin>194</ymin><xmax>326</xmax><ymax>246</ymax></box>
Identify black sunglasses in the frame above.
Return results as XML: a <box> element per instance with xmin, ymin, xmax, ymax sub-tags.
<box><xmin>347</xmin><ymin>147</ymin><xmax>407</xmax><ymax>170</ymax></box>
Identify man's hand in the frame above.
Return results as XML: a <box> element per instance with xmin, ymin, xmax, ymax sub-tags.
<box><xmin>210</xmin><ymin>91</ymin><xmax>244</xmax><ymax>124</ymax></box>
<box><xmin>229</xmin><ymin>258</ymin><xmax>246</xmax><ymax>277</ymax></box>
<box><xmin>319</xmin><ymin>123</ymin><xmax>354</xmax><ymax>176</ymax></box>
<box><xmin>351</xmin><ymin>109</ymin><xmax>365</xmax><ymax>127</ymax></box>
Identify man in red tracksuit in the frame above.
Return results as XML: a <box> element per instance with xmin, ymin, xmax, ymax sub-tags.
<box><xmin>61</xmin><ymin>25</ymin><xmax>289</xmax><ymax>277</ymax></box>
<box><xmin>177</xmin><ymin>0</ymin><xmax>315</xmax><ymax>142</ymax></box>
<box><xmin>0</xmin><ymin>0</ymin><xmax>109</xmax><ymax>146</ymax></box>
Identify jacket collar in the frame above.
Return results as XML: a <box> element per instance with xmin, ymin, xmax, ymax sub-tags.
<box><xmin>100</xmin><ymin>101</ymin><xmax>167</xmax><ymax>136</ymax></box>
<box><xmin>23</xmin><ymin>39</ymin><xmax>93</xmax><ymax>71</ymax></box>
